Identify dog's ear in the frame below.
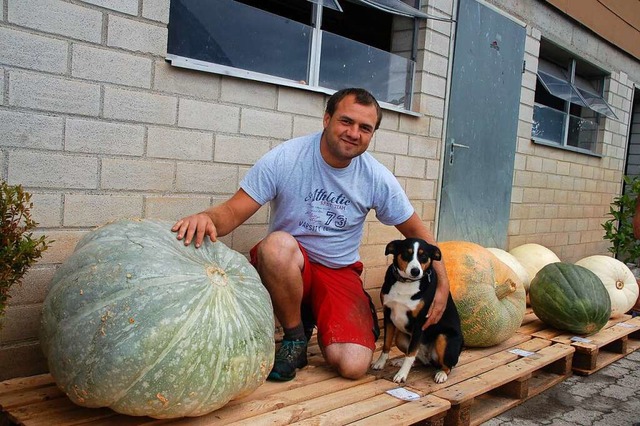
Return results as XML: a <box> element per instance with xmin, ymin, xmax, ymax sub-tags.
<box><xmin>431</xmin><ymin>246</ymin><xmax>442</xmax><ymax>261</ymax></box>
<box><xmin>385</xmin><ymin>240</ymin><xmax>400</xmax><ymax>256</ymax></box>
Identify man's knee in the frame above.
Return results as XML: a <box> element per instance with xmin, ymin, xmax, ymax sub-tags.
<box><xmin>334</xmin><ymin>359</ymin><xmax>370</xmax><ymax>379</ymax></box>
<box><xmin>324</xmin><ymin>344</ymin><xmax>373</xmax><ymax>379</ymax></box>
<box><xmin>257</xmin><ymin>232</ymin><xmax>301</xmax><ymax>266</ymax></box>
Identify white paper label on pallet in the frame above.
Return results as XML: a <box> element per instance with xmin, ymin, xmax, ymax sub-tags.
<box><xmin>386</xmin><ymin>387</ymin><xmax>421</xmax><ymax>401</ymax></box>
<box><xmin>616</xmin><ymin>322</ymin><xmax>637</xmax><ymax>328</ymax></box>
<box><xmin>509</xmin><ymin>348</ymin><xmax>535</xmax><ymax>357</ymax></box>
<box><xmin>570</xmin><ymin>336</ymin><xmax>592</xmax><ymax>343</ymax></box>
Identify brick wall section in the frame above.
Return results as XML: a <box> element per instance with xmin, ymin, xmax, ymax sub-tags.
<box><xmin>499</xmin><ymin>1</ymin><xmax>637</xmax><ymax>263</ymax></box>
<box><xmin>362</xmin><ymin>0</ymin><xmax>455</xmax><ymax>300</ymax></box>
<box><xmin>0</xmin><ymin>0</ymin><xmax>454</xmax><ymax>380</ymax></box>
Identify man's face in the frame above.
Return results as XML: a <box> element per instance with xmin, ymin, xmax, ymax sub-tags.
<box><xmin>320</xmin><ymin>95</ymin><xmax>378</xmax><ymax>168</ymax></box>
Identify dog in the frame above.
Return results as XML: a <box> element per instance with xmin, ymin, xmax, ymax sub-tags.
<box><xmin>370</xmin><ymin>238</ymin><xmax>464</xmax><ymax>384</ymax></box>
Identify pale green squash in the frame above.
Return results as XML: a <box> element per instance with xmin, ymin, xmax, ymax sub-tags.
<box><xmin>440</xmin><ymin>241</ymin><xmax>527</xmax><ymax>347</ymax></box>
<box><xmin>40</xmin><ymin>219</ymin><xmax>274</xmax><ymax>419</ymax></box>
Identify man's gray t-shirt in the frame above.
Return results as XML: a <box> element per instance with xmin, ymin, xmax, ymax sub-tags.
<box><xmin>240</xmin><ymin>131</ymin><xmax>414</xmax><ymax>268</ymax></box>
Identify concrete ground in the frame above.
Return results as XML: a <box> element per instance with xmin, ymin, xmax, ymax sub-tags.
<box><xmin>482</xmin><ymin>350</ymin><xmax>640</xmax><ymax>426</ymax></box>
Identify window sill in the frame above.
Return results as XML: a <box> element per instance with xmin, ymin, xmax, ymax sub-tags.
<box><xmin>166</xmin><ymin>54</ymin><xmax>423</xmax><ymax>118</ymax></box>
<box><xmin>531</xmin><ymin>138</ymin><xmax>603</xmax><ymax>158</ymax></box>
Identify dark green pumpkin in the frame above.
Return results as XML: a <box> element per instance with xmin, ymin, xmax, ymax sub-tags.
<box><xmin>529</xmin><ymin>262</ymin><xmax>611</xmax><ymax>335</ymax></box>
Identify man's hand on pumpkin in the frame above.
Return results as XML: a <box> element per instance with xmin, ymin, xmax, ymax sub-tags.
<box><xmin>172</xmin><ymin>213</ymin><xmax>217</xmax><ymax>248</ymax></box>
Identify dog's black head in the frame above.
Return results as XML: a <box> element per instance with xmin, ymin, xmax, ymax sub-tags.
<box><xmin>385</xmin><ymin>238</ymin><xmax>441</xmax><ymax>281</ymax></box>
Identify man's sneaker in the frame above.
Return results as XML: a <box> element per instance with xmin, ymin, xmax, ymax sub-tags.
<box><xmin>268</xmin><ymin>339</ymin><xmax>308</xmax><ymax>381</ymax></box>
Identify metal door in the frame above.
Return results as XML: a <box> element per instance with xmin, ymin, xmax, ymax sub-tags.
<box><xmin>437</xmin><ymin>0</ymin><xmax>526</xmax><ymax>248</ymax></box>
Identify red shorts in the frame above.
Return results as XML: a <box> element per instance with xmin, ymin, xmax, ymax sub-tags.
<box><xmin>250</xmin><ymin>242</ymin><xmax>379</xmax><ymax>351</ymax></box>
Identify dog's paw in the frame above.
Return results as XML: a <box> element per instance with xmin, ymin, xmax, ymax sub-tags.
<box><xmin>371</xmin><ymin>353</ymin><xmax>389</xmax><ymax>370</ymax></box>
<box><xmin>371</xmin><ymin>360</ymin><xmax>386</xmax><ymax>370</ymax></box>
<box><xmin>392</xmin><ymin>357</ymin><xmax>415</xmax><ymax>383</ymax></box>
<box><xmin>392</xmin><ymin>371</ymin><xmax>409</xmax><ymax>383</ymax></box>
<box><xmin>434</xmin><ymin>370</ymin><xmax>448</xmax><ymax>383</ymax></box>
<box><xmin>390</xmin><ymin>358</ymin><xmax>410</xmax><ymax>368</ymax></box>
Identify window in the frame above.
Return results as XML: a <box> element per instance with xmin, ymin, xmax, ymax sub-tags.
<box><xmin>166</xmin><ymin>0</ymin><xmax>443</xmax><ymax>111</ymax></box>
<box><xmin>531</xmin><ymin>41</ymin><xmax>616</xmax><ymax>155</ymax></box>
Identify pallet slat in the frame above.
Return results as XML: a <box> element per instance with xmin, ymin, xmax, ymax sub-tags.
<box><xmin>0</xmin><ymin>375</ymin><xmax>55</xmax><ymax>397</ymax></box>
<box><xmin>226</xmin><ymin>364</ymin><xmax>338</xmax><ymax>407</ymax></box>
<box><xmin>433</xmin><ymin>343</ymin><xmax>574</xmax><ymax>426</ymax></box>
<box><xmin>530</xmin><ymin>314</ymin><xmax>631</xmax><ymax>341</ymax></box>
<box><xmin>517</xmin><ymin>313</ymin><xmax>547</xmax><ymax>335</ymax></box>
<box><xmin>537</xmin><ymin>315</ymin><xmax>640</xmax><ymax>375</ymax></box>
<box><xmin>167</xmin><ymin>375</ymin><xmax>376</xmax><ymax>425</ymax></box>
<box><xmin>346</xmin><ymin>395</ymin><xmax>450</xmax><ymax>426</ymax></box>
<box><xmin>290</xmin><ymin>393</ymin><xmax>404</xmax><ymax>426</ymax></box>
<box><xmin>19</xmin><ymin>405</ymin><xmax>119</xmax><ymax>426</ymax></box>
<box><xmin>4</xmin><ymin>397</ymin><xmax>82</xmax><ymax>423</ymax></box>
<box><xmin>225</xmin><ymin>378</ymin><xmax>399</xmax><ymax>425</ymax></box>
<box><xmin>0</xmin><ymin>383</ymin><xmax>65</xmax><ymax>411</ymax></box>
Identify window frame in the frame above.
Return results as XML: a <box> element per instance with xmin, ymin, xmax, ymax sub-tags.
<box><xmin>531</xmin><ymin>43</ymin><xmax>616</xmax><ymax>157</ymax></box>
<box><xmin>166</xmin><ymin>0</ymin><xmax>437</xmax><ymax>116</ymax></box>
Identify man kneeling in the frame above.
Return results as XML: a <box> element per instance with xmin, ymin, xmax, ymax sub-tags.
<box><xmin>172</xmin><ymin>88</ymin><xmax>450</xmax><ymax>381</ymax></box>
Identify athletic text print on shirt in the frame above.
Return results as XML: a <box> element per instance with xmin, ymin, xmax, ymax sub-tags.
<box><xmin>301</xmin><ymin>188</ymin><xmax>353</xmax><ymax>232</ymax></box>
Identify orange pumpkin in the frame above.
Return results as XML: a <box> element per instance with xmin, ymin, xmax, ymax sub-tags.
<box><xmin>440</xmin><ymin>241</ymin><xmax>527</xmax><ymax>347</ymax></box>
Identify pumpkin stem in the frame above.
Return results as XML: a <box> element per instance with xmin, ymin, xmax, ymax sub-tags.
<box><xmin>206</xmin><ymin>266</ymin><xmax>228</xmax><ymax>286</ymax></box>
<box><xmin>495</xmin><ymin>278</ymin><xmax>517</xmax><ymax>299</ymax></box>
<box><xmin>615</xmin><ymin>280</ymin><xmax>624</xmax><ymax>290</ymax></box>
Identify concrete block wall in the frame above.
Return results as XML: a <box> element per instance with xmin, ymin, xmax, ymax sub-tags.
<box><xmin>362</xmin><ymin>0</ymin><xmax>456</xmax><ymax>302</ymax></box>
<box><xmin>0</xmin><ymin>0</ymin><xmax>453</xmax><ymax>380</ymax></box>
<box><xmin>493</xmin><ymin>0</ymin><xmax>638</xmax><ymax>262</ymax></box>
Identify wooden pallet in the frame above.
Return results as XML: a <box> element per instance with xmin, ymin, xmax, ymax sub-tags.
<box><xmin>8</xmin><ymin>312</ymin><xmax>640</xmax><ymax>426</ymax></box>
<box><xmin>517</xmin><ymin>308</ymin><xmax>547</xmax><ymax>336</ymax></box>
<box><xmin>0</xmin><ymin>354</ymin><xmax>451</xmax><ymax>426</ymax></box>
<box><xmin>531</xmin><ymin>314</ymin><xmax>640</xmax><ymax>376</ymax></box>
<box><xmin>0</xmin><ymin>333</ymin><xmax>572</xmax><ymax>426</ymax></box>
<box><xmin>368</xmin><ymin>333</ymin><xmax>574</xmax><ymax>426</ymax></box>
<box><xmin>433</xmin><ymin>342</ymin><xmax>573</xmax><ymax>426</ymax></box>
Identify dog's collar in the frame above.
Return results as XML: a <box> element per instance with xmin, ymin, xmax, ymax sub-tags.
<box><xmin>392</xmin><ymin>266</ymin><xmax>432</xmax><ymax>283</ymax></box>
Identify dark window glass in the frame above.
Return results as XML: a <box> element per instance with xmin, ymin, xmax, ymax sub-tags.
<box><xmin>322</xmin><ymin>2</ymin><xmax>393</xmax><ymax>51</ymax></box>
<box><xmin>168</xmin><ymin>0</ymin><xmax>311</xmax><ymax>81</ymax></box>
<box><xmin>167</xmin><ymin>0</ymin><xmax>416</xmax><ymax>108</ymax></box>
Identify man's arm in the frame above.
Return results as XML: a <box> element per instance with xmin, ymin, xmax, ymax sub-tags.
<box><xmin>172</xmin><ymin>189</ymin><xmax>262</xmax><ymax>248</ymax></box>
<box><xmin>394</xmin><ymin>212</ymin><xmax>450</xmax><ymax>330</ymax></box>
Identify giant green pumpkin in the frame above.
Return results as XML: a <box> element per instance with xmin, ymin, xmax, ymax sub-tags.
<box><xmin>40</xmin><ymin>219</ymin><xmax>275</xmax><ymax>419</ymax></box>
<box><xmin>529</xmin><ymin>262</ymin><xmax>611</xmax><ymax>335</ymax></box>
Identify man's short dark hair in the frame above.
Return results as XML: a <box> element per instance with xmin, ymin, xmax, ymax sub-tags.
<box><xmin>326</xmin><ymin>88</ymin><xmax>383</xmax><ymax>130</ymax></box>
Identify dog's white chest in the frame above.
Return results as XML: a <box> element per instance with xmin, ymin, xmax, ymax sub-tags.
<box><xmin>383</xmin><ymin>280</ymin><xmax>421</xmax><ymax>332</ymax></box>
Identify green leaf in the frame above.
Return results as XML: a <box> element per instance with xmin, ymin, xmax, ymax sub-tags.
<box><xmin>0</xmin><ymin>180</ymin><xmax>53</xmax><ymax>320</ymax></box>
<box><xmin>602</xmin><ymin>175</ymin><xmax>640</xmax><ymax>267</ymax></box>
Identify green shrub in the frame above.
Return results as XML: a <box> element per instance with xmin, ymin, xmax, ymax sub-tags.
<box><xmin>602</xmin><ymin>175</ymin><xmax>640</xmax><ymax>267</ymax></box>
<box><xmin>1</xmin><ymin>181</ymin><xmax>52</xmax><ymax>320</ymax></box>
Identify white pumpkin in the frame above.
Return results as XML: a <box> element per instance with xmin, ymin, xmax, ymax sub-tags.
<box><xmin>575</xmin><ymin>255</ymin><xmax>640</xmax><ymax>318</ymax></box>
<box><xmin>487</xmin><ymin>247</ymin><xmax>532</xmax><ymax>293</ymax></box>
<box><xmin>509</xmin><ymin>243</ymin><xmax>560</xmax><ymax>283</ymax></box>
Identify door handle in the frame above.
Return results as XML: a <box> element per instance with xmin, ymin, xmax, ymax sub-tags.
<box><xmin>451</xmin><ymin>143</ymin><xmax>470</xmax><ymax>149</ymax></box>
<box><xmin>449</xmin><ymin>140</ymin><xmax>469</xmax><ymax>165</ymax></box>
